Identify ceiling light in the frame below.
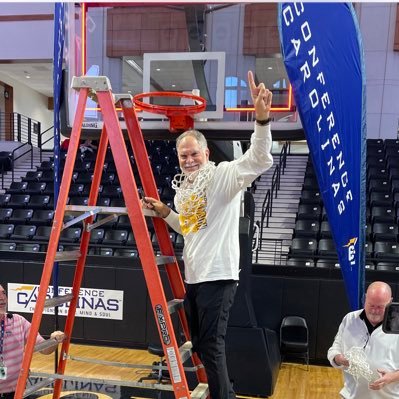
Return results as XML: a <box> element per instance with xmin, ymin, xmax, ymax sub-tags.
<box><xmin>268</xmin><ymin>67</ymin><xmax>273</xmax><ymax>70</ymax></box>
<box><xmin>172</xmin><ymin>84</ymin><xmax>176</xmax><ymax>88</ymax></box>
<box><xmin>156</xmin><ymin>68</ymin><xmax>161</xmax><ymax>72</ymax></box>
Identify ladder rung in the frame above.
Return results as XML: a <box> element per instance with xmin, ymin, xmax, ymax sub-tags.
<box><xmin>190</xmin><ymin>383</ymin><xmax>209</xmax><ymax>399</ymax></box>
<box><xmin>179</xmin><ymin>341</ymin><xmax>193</xmax><ymax>364</ymax></box>
<box><xmin>30</xmin><ymin>372</ymin><xmax>175</xmax><ymax>391</ymax></box>
<box><xmin>167</xmin><ymin>298</ymin><xmax>184</xmax><ymax>314</ymax></box>
<box><xmin>65</xmin><ymin>205</ymin><xmax>127</xmax><ymax>215</ymax></box>
<box><xmin>34</xmin><ymin>338</ymin><xmax>59</xmax><ymax>353</ymax></box>
<box><xmin>156</xmin><ymin>255</ymin><xmax>176</xmax><ymax>265</ymax></box>
<box><xmin>55</xmin><ymin>250</ymin><xmax>81</xmax><ymax>262</ymax></box>
<box><xmin>65</xmin><ymin>205</ymin><xmax>158</xmax><ymax>218</ymax></box>
<box><xmin>44</xmin><ymin>293</ymin><xmax>74</xmax><ymax>308</ymax></box>
<box><xmin>23</xmin><ymin>377</ymin><xmax>54</xmax><ymax>397</ymax></box>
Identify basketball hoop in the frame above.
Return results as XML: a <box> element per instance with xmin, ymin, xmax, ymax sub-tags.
<box><xmin>133</xmin><ymin>92</ymin><xmax>206</xmax><ymax>133</ymax></box>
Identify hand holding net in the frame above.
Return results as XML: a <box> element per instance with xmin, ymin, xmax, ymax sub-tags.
<box><xmin>345</xmin><ymin>346</ymin><xmax>380</xmax><ymax>382</ymax></box>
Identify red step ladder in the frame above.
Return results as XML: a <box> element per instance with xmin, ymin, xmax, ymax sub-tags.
<box><xmin>14</xmin><ymin>76</ymin><xmax>208</xmax><ymax>399</ymax></box>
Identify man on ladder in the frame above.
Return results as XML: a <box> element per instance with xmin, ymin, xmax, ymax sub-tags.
<box><xmin>142</xmin><ymin>70</ymin><xmax>274</xmax><ymax>399</ymax></box>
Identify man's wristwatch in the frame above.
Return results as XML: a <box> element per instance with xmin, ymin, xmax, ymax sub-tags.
<box><xmin>256</xmin><ymin>117</ymin><xmax>272</xmax><ymax>126</ymax></box>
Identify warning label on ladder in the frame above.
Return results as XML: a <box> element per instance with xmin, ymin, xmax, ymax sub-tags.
<box><xmin>166</xmin><ymin>346</ymin><xmax>182</xmax><ymax>383</ymax></box>
<box><xmin>155</xmin><ymin>304</ymin><xmax>171</xmax><ymax>344</ymax></box>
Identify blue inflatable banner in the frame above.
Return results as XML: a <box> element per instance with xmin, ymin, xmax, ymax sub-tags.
<box><xmin>278</xmin><ymin>3</ymin><xmax>366</xmax><ymax>310</ymax></box>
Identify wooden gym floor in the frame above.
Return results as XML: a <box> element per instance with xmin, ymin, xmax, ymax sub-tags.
<box><xmin>29</xmin><ymin>344</ymin><xmax>344</xmax><ymax>399</ymax></box>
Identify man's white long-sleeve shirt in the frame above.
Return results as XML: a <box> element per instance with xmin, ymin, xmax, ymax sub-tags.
<box><xmin>328</xmin><ymin>309</ymin><xmax>399</xmax><ymax>398</ymax></box>
<box><xmin>165</xmin><ymin>123</ymin><xmax>273</xmax><ymax>284</ymax></box>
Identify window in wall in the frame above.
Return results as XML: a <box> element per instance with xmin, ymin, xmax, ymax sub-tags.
<box><xmin>225</xmin><ymin>76</ymin><xmax>247</xmax><ymax>108</ymax></box>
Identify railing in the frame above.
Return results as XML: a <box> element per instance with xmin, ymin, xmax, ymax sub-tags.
<box><xmin>11</xmin><ymin>142</ymin><xmax>33</xmax><ymax>183</ymax></box>
<box><xmin>254</xmin><ymin>141</ymin><xmax>289</xmax><ymax>263</ymax></box>
<box><xmin>39</xmin><ymin>126</ymin><xmax>55</xmax><ymax>162</ymax></box>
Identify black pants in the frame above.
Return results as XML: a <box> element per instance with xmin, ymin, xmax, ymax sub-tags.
<box><xmin>0</xmin><ymin>393</ymin><xmax>15</xmax><ymax>399</ymax></box>
<box><xmin>185</xmin><ymin>280</ymin><xmax>237</xmax><ymax>399</ymax></box>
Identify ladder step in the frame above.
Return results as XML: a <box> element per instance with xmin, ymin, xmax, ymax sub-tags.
<box><xmin>65</xmin><ymin>205</ymin><xmax>157</xmax><ymax>217</ymax></box>
<box><xmin>155</xmin><ymin>255</ymin><xmax>176</xmax><ymax>265</ymax></box>
<box><xmin>23</xmin><ymin>377</ymin><xmax>54</xmax><ymax>397</ymax></box>
<box><xmin>167</xmin><ymin>298</ymin><xmax>184</xmax><ymax>314</ymax></box>
<box><xmin>44</xmin><ymin>293</ymin><xmax>74</xmax><ymax>308</ymax></box>
<box><xmin>190</xmin><ymin>383</ymin><xmax>209</xmax><ymax>399</ymax></box>
<box><xmin>34</xmin><ymin>338</ymin><xmax>60</xmax><ymax>353</ymax></box>
<box><xmin>179</xmin><ymin>341</ymin><xmax>193</xmax><ymax>364</ymax></box>
<box><xmin>55</xmin><ymin>250</ymin><xmax>81</xmax><ymax>262</ymax></box>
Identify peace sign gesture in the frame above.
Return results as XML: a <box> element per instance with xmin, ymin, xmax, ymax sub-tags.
<box><xmin>248</xmin><ymin>70</ymin><xmax>272</xmax><ymax>121</ymax></box>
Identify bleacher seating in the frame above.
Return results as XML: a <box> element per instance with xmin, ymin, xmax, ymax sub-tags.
<box><xmin>289</xmin><ymin>138</ymin><xmax>399</xmax><ymax>269</ymax></box>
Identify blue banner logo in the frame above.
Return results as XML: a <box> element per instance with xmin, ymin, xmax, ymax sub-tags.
<box><xmin>278</xmin><ymin>3</ymin><xmax>366</xmax><ymax>309</ymax></box>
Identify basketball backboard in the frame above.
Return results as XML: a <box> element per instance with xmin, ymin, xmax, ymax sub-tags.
<box><xmin>61</xmin><ymin>3</ymin><xmax>303</xmax><ymax>141</ymax></box>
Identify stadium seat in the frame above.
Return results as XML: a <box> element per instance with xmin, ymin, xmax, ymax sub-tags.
<box><xmin>114</xmin><ymin>248</ymin><xmax>139</xmax><ymax>257</ymax></box>
<box><xmin>60</xmin><ymin>227</ymin><xmax>82</xmax><ymax>243</ymax></box>
<box><xmin>89</xmin><ymin>247</ymin><xmax>113</xmax><ymax>256</ymax></box>
<box><xmin>127</xmin><ymin>231</ymin><xmax>136</xmax><ymax>246</ymax></box>
<box><xmin>299</xmin><ymin>189</ymin><xmax>322</xmax><ymax>205</ymax></box>
<box><xmin>101</xmin><ymin>185</ymin><xmax>122</xmax><ymax>198</ymax></box>
<box><xmin>372</xmin><ymin>223</ymin><xmax>398</xmax><ymax>242</ymax></box>
<box><xmin>297</xmin><ymin>204</ymin><xmax>322</xmax><ymax>221</ymax></box>
<box><xmin>8</xmin><ymin>209</ymin><xmax>33</xmax><ymax>224</ymax></box>
<box><xmin>28</xmin><ymin>195</ymin><xmax>50</xmax><ymax>209</ymax></box>
<box><xmin>318</xmin><ymin>238</ymin><xmax>337</xmax><ymax>257</ymax></box>
<box><xmin>24</xmin><ymin>171</ymin><xmax>42</xmax><ymax>182</ymax></box>
<box><xmin>68</xmin><ymin>184</ymin><xmax>84</xmax><ymax>197</ymax></box>
<box><xmin>316</xmin><ymin>259</ymin><xmax>340</xmax><ymax>269</ymax></box>
<box><xmin>0</xmin><ymin>224</ymin><xmax>14</xmax><ymax>238</ymax></box>
<box><xmin>369</xmin><ymin>192</ymin><xmax>392</xmax><ymax>207</ymax></box>
<box><xmin>10</xmin><ymin>225</ymin><xmax>37</xmax><ymax>240</ymax></box>
<box><xmin>320</xmin><ymin>221</ymin><xmax>332</xmax><ymax>238</ymax></box>
<box><xmin>7</xmin><ymin>181</ymin><xmax>28</xmax><ymax>194</ymax></box>
<box><xmin>8</xmin><ymin>194</ymin><xmax>30</xmax><ymax>208</ymax></box>
<box><xmin>0</xmin><ymin>242</ymin><xmax>16</xmax><ymax>251</ymax></box>
<box><xmin>374</xmin><ymin>241</ymin><xmax>399</xmax><ymax>259</ymax></box>
<box><xmin>376</xmin><ymin>262</ymin><xmax>399</xmax><ymax>272</ymax></box>
<box><xmin>16</xmin><ymin>243</ymin><xmax>40</xmax><ymax>252</ymax></box>
<box><xmin>0</xmin><ymin>194</ymin><xmax>11</xmax><ymax>207</ymax></box>
<box><xmin>37</xmin><ymin>160</ymin><xmax>54</xmax><ymax>171</ymax></box>
<box><xmin>0</xmin><ymin>208</ymin><xmax>12</xmax><ymax>223</ymax></box>
<box><xmin>289</xmin><ymin>238</ymin><xmax>317</xmax><ymax>256</ymax></box>
<box><xmin>287</xmin><ymin>258</ymin><xmax>314</xmax><ymax>267</ymax></box>
<box><xmin>40</xmin><ymin>170</ymin><xmax>55</xmax><ymax>182</ymax></box>
<box><xmin>368</xmin><ymin>179</ymin><xmax>390</xmax><ymax>193</ymax></box>
<box><xmin>371</xmin><ymin>206</ymin><xmax>395</xmax><ymax>223</ymax></box>
<box><xmin>89</xmin><ymin>228</ymin><xmax>105</xmax><ymax>244</ymax></box>
<box><xmin>30</xmin><ymin>210</ymin><xmax>54</xmax><ymax>226</ymax></box>
<box><xmin>103</xmin><ymin>229</ymin><xmax>129</xmax><ymax>246</ymax></box>
<box><xmin>25</xmin><ymin>182</ymin><xmax>46</xmax><ymax>195</ymax></box>
<box><xmin>33</xmin><ymin>226</ymin><xmax>52</xmax><ymax>241</ymax></box>
<box><xmin>294</xmin><ymin>220</ymin><xmax>319</xmax><ymax>238</ymax></box>
<box><xmin>75</xmin><ymin>172</ymin><xmax>93</xmax><ymax>184</ymax></box>
<box><xmin>116</xmin><ymin>215</ymin><xmax>131</xmax><ymax>229</ymax></box>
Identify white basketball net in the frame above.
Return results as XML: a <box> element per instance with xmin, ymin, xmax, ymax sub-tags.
<box><xmin>171</xmin><ymin>162</ymin><xmax>216</xmax><ymax>220</ymax></box>
<box><xmin>345</xmin><ymin>347</ymin><xmax>379</xmax><ymax>382</ymax></box>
